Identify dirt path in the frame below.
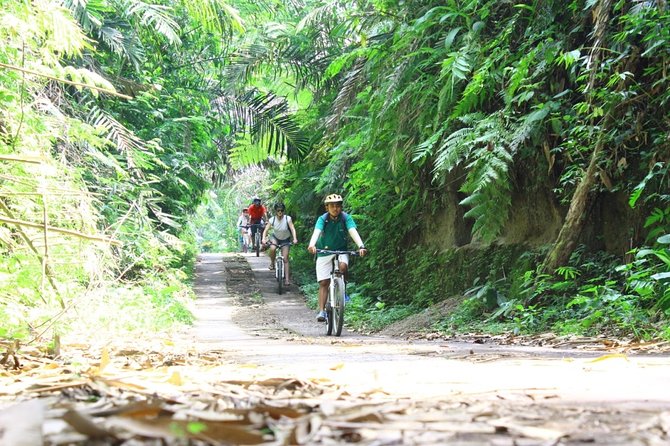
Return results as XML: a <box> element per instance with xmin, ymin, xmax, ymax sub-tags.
<box><xmin>190</xmin><ymin>252</ymin><xmax>670</xmax><ymax>444</ymax></box>
<box><xmin>3</xmin><ymin>253</ymin><xmax>669</xmax><ymax>444</ymax></box>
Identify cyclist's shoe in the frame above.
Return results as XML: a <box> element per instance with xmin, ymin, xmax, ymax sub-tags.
<box><xmin>316</xmin><ymin>310</ymin><xmax>327</xmax><ymax>322</ymax></box>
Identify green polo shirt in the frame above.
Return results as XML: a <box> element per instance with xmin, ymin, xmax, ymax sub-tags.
<box><xmin>315</xmin><ymin>212</ymin><xmax>356</xmax><ymax>255</ymax></box>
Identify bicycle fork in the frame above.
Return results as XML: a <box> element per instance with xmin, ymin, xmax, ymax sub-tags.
<box><xmin>329</xmin><ymin>274</ymin><xmax>344</xmax><ymax>309</ymax></box>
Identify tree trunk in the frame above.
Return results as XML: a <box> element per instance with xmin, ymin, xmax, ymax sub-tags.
<box><xmin>542</xmin><ymin>0</ymin><xmax>613</xmax><ymax>272</ymax></box>
<box><xmin>542</xmin><ymin>138</ymin><xmax>604</xmax><ymax>272</ymax></box>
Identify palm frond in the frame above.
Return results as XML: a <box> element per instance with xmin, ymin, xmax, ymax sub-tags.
<box><xmin>62</xmin><ymin>0</ymin><xmax>148</xmax><ymax>67</ymax></box>
<box><xmin>325</xmin><ymin>58</ymin><xmax>366</xmax><ymax>132</ymax></box>
<box><xmin>61</xmin><ymin>0</ymin><xmax>108</xmax><ymax>31</ymax></box>
<box><xmin>233</xmin><ymin>0</ymin><xmax>305</xmax><ymax>21</ymax></box>
<box><xmin>296</xmin><ymin>2</ymin><xmax>338</xmax><ymax>33</ymax></box>
<box><xmin>86</xmin><ymin>105</ymin><xmax>155</xmax><ymax>172</ymax></box>
<box><xmin>179</xmin><ymin>0</ymin><xmax>243</xmax><ymax>36</ymax></box>
<box><xmin>212</xmin><ymin>89</ymin><xmax>310</xmax><ymax>160</ymax></box>
<box><xmin>101</xmin><ymin>23</ymin><xmax>147</xmax><ymax>69</ymax></box>
<box><xmin>226</xmin><ymin>135</ymin><xmax>280</xmax><ymax>169</ymax></box>
<box><xmin>224</xmin><ymin>34</ymin><xmax>331</xmax><ymax>92</ymax></box>
<box><xmin>223</xmin><ymin>44</ymin><xmax>272</xmax><ymax>85</ymax></box>
<box><xmin>41</xmin><ymin>2</ymin><xmax>91</xmax><ymax>57</ymax></box>
<box><xmin>123</xmin><ymin>0</ymin><xmax>181</xmax><ymax>45</ymax></box>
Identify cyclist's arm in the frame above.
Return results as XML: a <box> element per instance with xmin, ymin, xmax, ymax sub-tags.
<box><xmin>261</xmin><ymin>222</ymin><xmax>270</xmax><ymax>243</ymax></box>
<box><xmin>288</xmin><ymin>216</ymin><xmax>298</xmax><ymax>244</ymax></box>
<box><xmin>307</xmin><ymin>228</ymin><xmax>321</xmax><ymax>254</ymax></box>
<box><xmin>348</xmin><ymin>228</ymin><xmax>367</xmax><ymax>256</ymax></box>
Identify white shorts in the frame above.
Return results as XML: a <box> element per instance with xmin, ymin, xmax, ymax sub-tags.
<box><xmin>316</xmin><ymin>254</ymin><xmax>349</xmax><ymax>282</ymax></box>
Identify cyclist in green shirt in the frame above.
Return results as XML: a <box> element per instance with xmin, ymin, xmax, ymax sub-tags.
<box><xmin>307</xmin><ymin>194</ymin><xmax>367</xmax><ymax>321</ymax></box>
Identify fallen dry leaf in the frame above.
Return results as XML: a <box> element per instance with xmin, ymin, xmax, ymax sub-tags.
<box><xmin>588</xmin><ymin>353</ymin><xmax>629</xmax><ymax>363</ymax></box>
<box><xmin>166</xmin><ymin>370</ymin><xmax>184</xmax><ymax>386</ymax></box>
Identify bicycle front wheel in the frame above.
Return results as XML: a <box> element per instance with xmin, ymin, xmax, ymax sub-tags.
<box><xmin>277</xmin><ymin>259</ymin><xmax>283</xmax><ymax>295</ymax></box>
<box><xmin>255</xmin><ymin>234</ymin><xmax>260</xmax><ymax>257</ymax></box>
<box><xmin>332</xmin><ymin>277</ymin><xmax>345</xmax><ymax>336</ymax></box>
<box><xmin>325</xmin><ymin>285</ymin><xmax>334</xmax><ymax>336</ymax></box>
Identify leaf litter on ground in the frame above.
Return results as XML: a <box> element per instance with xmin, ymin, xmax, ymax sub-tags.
<box><xmin>2</xmin><ymin>336</ymin><xmax>670</xmax><ymax>445</ymax></box>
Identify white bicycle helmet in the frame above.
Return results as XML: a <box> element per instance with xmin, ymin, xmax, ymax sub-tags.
<box><xmin>324</xmin><ymin>194</ymin><xmax>343</xmax><ymax>204</ymax></box>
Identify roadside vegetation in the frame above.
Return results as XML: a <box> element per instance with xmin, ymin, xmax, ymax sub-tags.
<box><xmin>1</xmin><ymin>0</ymin><xmax>669</xmax><ymax>349</ymax></box>
<box><xmin>211</xmin><ymin>0</ymin><xmax>670</xmax><ymax>342</ymax></box>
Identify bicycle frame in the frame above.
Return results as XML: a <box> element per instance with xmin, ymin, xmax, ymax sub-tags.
<box><xmin>268</xmin><ymin>241</ymin><xmax>292</xmax><ymax>294</ymax></box>
<box><xmin>248</xmin><ymin>223</ymin><xmax>264</xmax><ymax>256</ymax></box>
<box><xmin>316</xmin><ymin>249</ymin><xmax>360</xmax><ymax>336</ymax></box>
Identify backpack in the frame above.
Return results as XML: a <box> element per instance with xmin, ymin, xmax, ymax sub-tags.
<box><xmin>269</xmin><ymin>215</ymin><xmax>291</xmax><ymax>228</ymax></box>
<box><xmin>321</xmin><ymin>212</ymin><xmax>348</xmax><ymax>232</ymax></box>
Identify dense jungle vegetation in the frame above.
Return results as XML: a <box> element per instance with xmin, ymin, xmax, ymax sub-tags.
<box><xmin>1</xmin><ymin>0</ymin><xmax>669</xmax><ymax>346</ymax></box>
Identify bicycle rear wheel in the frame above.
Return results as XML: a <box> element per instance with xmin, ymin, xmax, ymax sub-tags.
<box><xmin>332</xmin><ymin>277</ymin><xmax>345</xmax><ymax>336</ymax></box>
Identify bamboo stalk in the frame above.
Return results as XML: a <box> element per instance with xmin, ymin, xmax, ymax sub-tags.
<box><xmin>42</xmin><ymin>193</ymin><xmax>46</xmax><ymax>298</ymax></box>
<box><xmin>0</xmin><ymin>155</ymin><xmax>43</xmax><ymax>164</ymax></box>
<box><xmin>0</xmin><ymin>215</ymin><xmax>120</xmax><ymax>245</ymax></box>
<box><xmin>41</xmin><ymin>191</ymin><xmax>58</xmax><ymax>307</ymax></box>
<box><xmin>0</xmin><ymin>174</ymin><xmax>102</xmax><ymax>195</ymax></box>
<box><xmin>0</xmin><ymin>62</ymin><xmax>133</xmax><ymax>100</ymax></box>
<box><xmin>0</xmin><ymin>201</ymin><xmax>53</xmax><ymax>302</ymax></box>
<box><xmin>0</xmin><ymin>192</ymin><xmax>93</xmax><ymax>197</ymax></box>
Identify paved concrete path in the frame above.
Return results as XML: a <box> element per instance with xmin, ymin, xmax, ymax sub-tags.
<box><xmin>188</xmin><ymin>252</ymin><xmax>670</xmax><ymax>407</ymax></box>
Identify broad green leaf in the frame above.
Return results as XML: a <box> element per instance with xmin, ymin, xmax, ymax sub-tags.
<box><xmin>444</xmin><ymin>27</ymin><xmax>461</xmax><ymax>50</ymax></box>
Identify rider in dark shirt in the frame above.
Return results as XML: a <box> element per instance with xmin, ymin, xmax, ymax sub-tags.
<box><xmin>307</xmin><ymin>194</ymin><xmax>367</xmax><ymax>321</ymax></box>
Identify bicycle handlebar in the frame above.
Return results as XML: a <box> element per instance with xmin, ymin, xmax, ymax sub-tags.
<box><xmin>240</xmin><ymin>223</ymin><xmax>265</xmax><ymax>228</ymax></box>
<box><xmin>267</xmin><ymin>241</ymin><xmax>293</xmax><ymax>247</ymax></box>
<box><xmin>315</xmin><ymin>249</ymin><xmax>362</xmax><ymax>256</ymax></box>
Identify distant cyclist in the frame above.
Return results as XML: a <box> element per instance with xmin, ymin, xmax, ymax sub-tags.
<box><xmin>236</xmin><ymin>208</ymin><xmax>251</xmax><ymax>252</ymax></box>
<box><xmin>262</xmin><ymin>203</ymin><xmax>298</xmax><ymax>285</ymax></box>
<box><xmin>247</xmin><ymin>196</ymin><xmax>269</xmax><ymax>244</ymax></box>
<box><xmin>307</xmin><ymin>194</ymin><xmax>367</xmax><ymax>322</ymax></box>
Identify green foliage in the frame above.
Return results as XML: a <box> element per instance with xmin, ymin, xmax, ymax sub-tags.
<box><xmin>618</xmin><ymin>233</ymin><xmax>670</xmax><ymax>313</ymax></box>
<box><xmin>214</xmin><ymin>88</ymin><xmax>311</xmax><ymax>160</ymax></box>
<box><xmin>5</xmin><ymin>0</ymin><xmax>670</xmax><ymax>344</ymax></box>
<box><xmin>436</xmin><ymin>297</ymin><xmax>514</xmax><ymax>337</ymax></box>
<box><xmin>614</xmin><ymin>159</ymin><xmax>670</xmax><ymax>317</ymax></box>
<box><xmin>191</xmin><ymin>167</ymin><xmax>271</xmax><ymax>253</ymax></box>
<box><xmin>266</xmin><ymin>0</ymin><xmax>670</xmax><ymax>341</ymax></box>
<box><xmin>62</xmin><ymin>276</ymin><xmax>195</xmax><ymax>339</ymax></box>
<box><xmin>345</xmin><ymin>295</ymin><xmax>415</xmax><ymax>333</ymax></box>
<box><xmin>0</xmin><ymin>0</ymin><xmax>210</xmax><ymax>345</ymax></box>
<box><xmin>144</xmin><ymin>283</ymin><xmax>194</xmax><ymax>327</ymax></box>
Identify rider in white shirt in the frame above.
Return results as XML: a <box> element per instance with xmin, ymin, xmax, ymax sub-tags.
<box><xmin>262</xmin><ymin>203</ymin><xmax>298</xmax><ymax>286</ymax></box>
<box><xmin>235</xmin><ymin>208</ymin><xmax>250</xmax><ymax>252</ymax></box>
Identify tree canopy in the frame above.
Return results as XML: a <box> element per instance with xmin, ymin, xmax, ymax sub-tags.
<box><xmin>1</xmin><ymin>0</ymin><xmax>669</xmax><ymax>342</ymax></box>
